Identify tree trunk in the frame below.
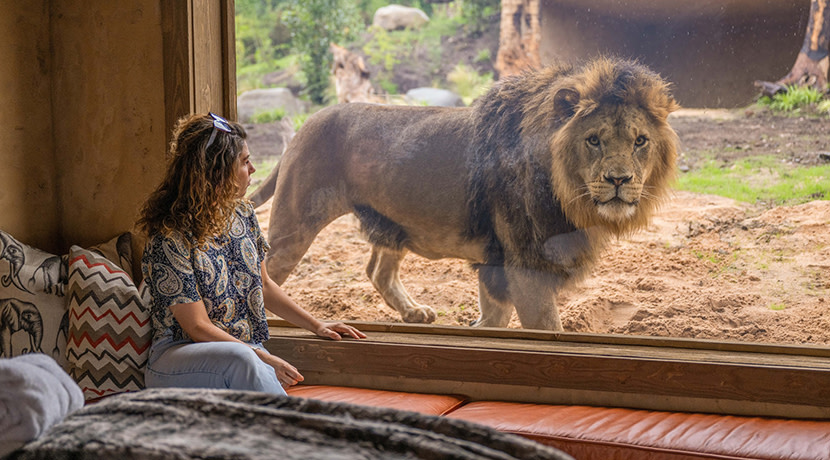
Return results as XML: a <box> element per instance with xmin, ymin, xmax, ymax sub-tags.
<box><xmin>495</xmin><ymin>0</ymin><xmax>541</xmax><ymax>78</ymax></box>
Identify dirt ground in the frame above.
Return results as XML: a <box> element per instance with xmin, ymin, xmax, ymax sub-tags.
<box><xmin>250</xmin><ymin>108</ymin><xmax>830</xmax><ymax>346</ymax></box>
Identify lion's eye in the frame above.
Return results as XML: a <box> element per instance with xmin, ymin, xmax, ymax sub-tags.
<box><xmin>634</xmin><ymin>135</ymin><xmax>648</xmax><ymax>147</ymax></box>
<box><xmin>587</xmin><ymin>135</ymin><xmax>600</xmax><ymax>146</ymax></box>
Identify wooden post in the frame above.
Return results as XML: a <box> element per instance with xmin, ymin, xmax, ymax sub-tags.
<box><xmin>162</xmin><ymin>0</ymin><xmax>238</xmax><ymax>138</ymax></box>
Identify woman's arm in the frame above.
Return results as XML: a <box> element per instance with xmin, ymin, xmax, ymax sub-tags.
<box><xmin>260</xmin><ymin>262</ymin><xmax>366</xmax><ymax>340</ymax></box>
<box><xmin>169</xmin><ymin>300</ymin><xmax>304</xmax><ymax>387</ymax></box>
<box><xmin>169</xmin><ymin>300</ymin><xmax>240</xmax><ymax>343</ymax></box>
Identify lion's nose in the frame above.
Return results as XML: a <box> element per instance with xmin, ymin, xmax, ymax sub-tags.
<box><xmin>604</xmin><ymin>175</ymin><xmax>633</xmax><ymax>187</ymax></box>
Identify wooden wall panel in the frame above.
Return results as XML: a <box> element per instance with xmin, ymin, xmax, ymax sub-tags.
<box><xmin>1</xmin><ymin>2</ymin><xmax>234</xmax><ymax>251</ymax></box>
<box><xmin>0</xmin><ymin>0</ymin><xmax>59</xmax><ymax>251</ymax></box>
<box><xmin>51</xmin><ymin>0</ymin><xmax>167</xmax><ymax>250</ymax></box>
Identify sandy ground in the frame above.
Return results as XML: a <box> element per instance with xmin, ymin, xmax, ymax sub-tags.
<box><xmin>250</xmin><ymin>109</ymin><xmax>830</xmax><ymax>345</ymax></box>
<box><xmin>256</xmin><ymin>192</ymin><xmax>830</xmax><ymax>345</ymax></box>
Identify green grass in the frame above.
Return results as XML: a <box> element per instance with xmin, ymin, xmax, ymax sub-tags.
<box><xmin>677</xmin><ymin>155</ymin><xmax>830</xmax><ymax>206</ymax></box>
<box><xmin>757</xmin><ymin>85</ymin><xmax>829</xmax><ymax>115</ymax></box>
<box><xmin>693</xmin><ymin>249</ymin><xmax>720</xmax><ymax>265</ymax></box>
<box><xmin>251</xmin><ymin>157</ymin><xmax>279</xmax><ymax>184</ymax></box>
<box><xmin>237</xmin><ymin>55</ymin><xmax>300</xmax><ymax>94</ymax></box>
<box><xmin>250</xmin><ymin>108</ymin><xmax>286</xmax><ymax>124</ymax></box>
<box><xmin>290</xmin><ymin>113</ymin><xmax>311</xmax><ymax>132</ymax></box>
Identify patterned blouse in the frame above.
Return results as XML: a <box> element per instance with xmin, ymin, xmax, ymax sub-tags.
<box><xmin>141</xmin><ymin>201</ymin><xmax>271</xmax><ymax>344</ymax></box>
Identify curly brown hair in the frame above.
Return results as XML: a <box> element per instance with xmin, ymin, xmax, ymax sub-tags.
<box><xmin>137</xmin><ymin>113</ymin><xmax>248</xmax><ymax>246</ymax></box>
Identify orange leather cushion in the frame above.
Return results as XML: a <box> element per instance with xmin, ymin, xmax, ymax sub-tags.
<box><xmin>446</xmin><ymin>401</ymin><xmax>830</xmax><ymax>460</ymax></box>
<box><xmin>285</xmin><ymin>385</ymin><xmax>467</xmax><ymax>416</ymax></box>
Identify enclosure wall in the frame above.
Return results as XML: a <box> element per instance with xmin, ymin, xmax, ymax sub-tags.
<box><xmin>539</xmin><ymin>0</ymin><xmax>810</xmax><ymax>108</ymax></box>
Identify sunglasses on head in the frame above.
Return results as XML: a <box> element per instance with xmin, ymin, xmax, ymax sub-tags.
<box><xmin>206</xmin><ymin>112</ymin><xmax>233</xmax><ymax>149</ymax></box>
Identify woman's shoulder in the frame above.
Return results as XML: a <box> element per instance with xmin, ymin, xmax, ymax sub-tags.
<box><xmin>145</xmin><ymin>229</ymin><xmax>191</xmax><ymax>253</ymax></box>
<box><xmin>234</xmin><ymin>200</ymin><xmax>262</xmax><ymax>230</ymax></box>
<box><xmin>235</xmin><ymin>199</ymin><xmax>256</xmax><ymax>217</ymax></box>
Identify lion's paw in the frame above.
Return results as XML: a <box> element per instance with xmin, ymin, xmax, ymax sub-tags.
<box><xmin>402</xmin><ymin>306</ymin><xmax>437</xmax><ymax>323</ymax></box>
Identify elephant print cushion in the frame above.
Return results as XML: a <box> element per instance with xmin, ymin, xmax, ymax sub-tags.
<box><xmin>0</xmin><ymin>230</ymin><xmax>69</xmax><ymax>369</ymax></box>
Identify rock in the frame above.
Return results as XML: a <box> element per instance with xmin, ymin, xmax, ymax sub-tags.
<box><xmin>372</xmin><ymin>5</ymin><xmax>429</xmax><ymax>31</ymax></box>
<box><xmin>261</xmin><ymin>70</ymin><xmax>303</xmax><ymax>95</ymax></box>
<box><xmin>237</xmin><ymin>88</ymin><xmax>310</xmax><ymax>123</ymax></box>
<box><xmin>244</xmin><ymin>117</ymin><xmax>295</xmax><ymax>159</ymax></box>
<box><xmin>405</xmin><ymin>87</ymin><xmax>464</xmax><ymax>107</ymax></box>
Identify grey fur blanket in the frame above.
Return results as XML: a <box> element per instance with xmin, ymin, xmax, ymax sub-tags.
<box><xmin>9</xmin><ymin>388</ymin><xmax>572</xmax><ymax>460</ymax></box>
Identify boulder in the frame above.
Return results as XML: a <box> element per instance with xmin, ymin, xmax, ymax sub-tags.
<box><xmin>237</xmin><ymin>88</ymin><xmax>309</xmax><ymax>123</ymax></box>
<box><xmin>372</xmin><ymin>5</ymin><xmax>429</xmax><ymax>31</ymax></box>
<box><xmin>244</xmin><ymin>117</ymin><xmax>295</xmax><ymax>160</ymax></box>
<box><xmin>405</xmin><ymin>87</ymin><xmax>464</xmax><ymax>107</ymax></box>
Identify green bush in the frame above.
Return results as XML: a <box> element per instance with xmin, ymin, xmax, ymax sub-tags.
<box><xmin>250</xmin><ymin>108</ymin><xmax>286</xmax><ymax>124</ymax></box>
<box><xmin>283</xmin><ymin>0</ymin><xmax>361</xmax><ymax>104</ymax></box>
<box><xmin>235</xmin><ymin>0</ymin><xmax>288</xmax><ymax>69</ymax></box>
<box><xmin>474</xmin><ymin>48</ymin><xmax>491</xmax><ymax>64</ymax></box>
<box><xmin>362</xmin><ymin>27</ymin><xmax>401</xmax><ymax>72</ymax></box>
<box><xmin>291</xmin><ymin>113</ymin><xmax>311</xmax><ymax>132</ymax></box>
<box><xmin>236</xmin><ymin>0</ymin><xmax>498</xmax><ymax>101</ymax></box>
<box><xmin>458</xmin><ymin>0</ymin><xmax>499</xmax><ymax>33</ymax></box>
<box><xmin>447</xmin><ymin>63</ymin><xmax>493</xmax><ymax>105</ymax></box>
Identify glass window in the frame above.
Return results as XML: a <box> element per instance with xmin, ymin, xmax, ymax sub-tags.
<box><xmin>238</xmin><ymin>1</ymin><xmax>830</xmax><ymax>348</ymax></box>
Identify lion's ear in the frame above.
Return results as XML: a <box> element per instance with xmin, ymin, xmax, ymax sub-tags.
<box><xmin>553</xmin><ymin>88</ymin><xmax>580</xmax><ymax>121</ymax></box>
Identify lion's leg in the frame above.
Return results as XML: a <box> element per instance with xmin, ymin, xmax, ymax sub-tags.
<box><xmin>366</xmin><ymin>247</ymin><xmax>436</xmax><ymax>323</ymax></box>
<box><xmin>506</xmin><ymin>268</ymin><xmax>563</xmax><ymax>331</ymax></box>
<box><xmin>472</xmin><ymin>280</ymin><xmax>514</xmax><ymax>328</ymax></box>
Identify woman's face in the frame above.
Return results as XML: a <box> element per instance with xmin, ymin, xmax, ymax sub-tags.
<box><xmin>235</xmin><ymin>141</ymin><xmax>256</xmax><ymax>197</ymax></box>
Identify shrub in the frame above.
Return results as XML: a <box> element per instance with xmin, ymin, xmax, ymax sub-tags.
<box><xmin>447</xmin><ymin>63</ymin><xmax>493</xmax><ymax>105</ymax></box>
<box><xmin>250</xmin><ymin>108</ymin><xmax>286</xmax><ymax>124</ymax></box>
<box><xmin>283</xmin><ymin>0</ymin><xmax>360</xmax><ymax>104</ymax></box>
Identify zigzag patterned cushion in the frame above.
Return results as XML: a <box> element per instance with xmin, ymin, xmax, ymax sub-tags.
<box><xmin>66</xmin><ymin>245</ymin><xmax>151</xmax><ymax>401</ymax></box>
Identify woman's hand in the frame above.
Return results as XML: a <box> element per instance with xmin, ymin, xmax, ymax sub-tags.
<box><xmin>256</xmin><ymin>351</ymin><xmax>304</xmax><ymax>388</ymax></box>
<box><xmin>314</xmin><ymin>322</ymin><xmax>367</xmax><ymax>341</ymax></box>
<box><xmin>261</xmin><ymin>263</ymin><xmax>368</xmax><ymax>342</ymax></box>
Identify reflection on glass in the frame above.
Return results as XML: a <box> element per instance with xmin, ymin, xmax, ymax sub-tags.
<box><xmin>238</xmin><ymin>1</ymin><xmax>830</xmax><ymax>346</ymax></box>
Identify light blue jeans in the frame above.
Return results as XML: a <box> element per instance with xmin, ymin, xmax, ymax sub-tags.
<box><xmin>145</xmin><ymin>335</ymin><xmax>287</xmax><ymax>396</ymax></box>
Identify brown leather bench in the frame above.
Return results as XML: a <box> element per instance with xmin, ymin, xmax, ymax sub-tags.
<box><xmin>286</xmin><ymin>384</ymin><xmax>467</xmax><ymax>416</ymax></box>
<box><xmin>287</xmin><ymin>385</ymin><xmax>830</xmax><ymax>460</ymax></box>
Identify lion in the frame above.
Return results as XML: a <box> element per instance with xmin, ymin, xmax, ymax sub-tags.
<box><xmin>249</xmin><ymin>57</ymin><xmax>679</xmax><ymax>331</ymax></box>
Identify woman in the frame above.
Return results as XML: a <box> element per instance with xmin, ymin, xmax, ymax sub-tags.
<box><xmin>137</xmin><ymin>112</ymin><xmax>365</xmax><ymax>395</ymax></box>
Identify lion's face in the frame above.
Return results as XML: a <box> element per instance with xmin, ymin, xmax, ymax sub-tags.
<box><xmin>550</xmin><ymin>94</ymin><xmax>678</xmax><ymax>234</ymax></box>
<box><xmin>579</xmin><ymin>105</ymin><xmax>657</xmax><ymax>222</ymax></box>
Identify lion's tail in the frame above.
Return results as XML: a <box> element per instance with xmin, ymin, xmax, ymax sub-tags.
<box><xmin>247</xmin><ymin>160</ymin><xmax>281</xmax><ymax>208</ymax></box>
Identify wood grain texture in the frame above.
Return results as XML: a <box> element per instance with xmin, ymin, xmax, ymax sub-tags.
<box><xmin>162</xmin><ymin>0</ymin><xmax>193</xmax><ymax>142</ymax></box>
<box><xmin>162</xmin><ymin>1</ymin><xmax>237</xmax><ymax>130</ymax></box>
<box><xmin>266</xmin><ymin>321</ymin><xmax>830</xmax><ymax>419</ymax></box>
